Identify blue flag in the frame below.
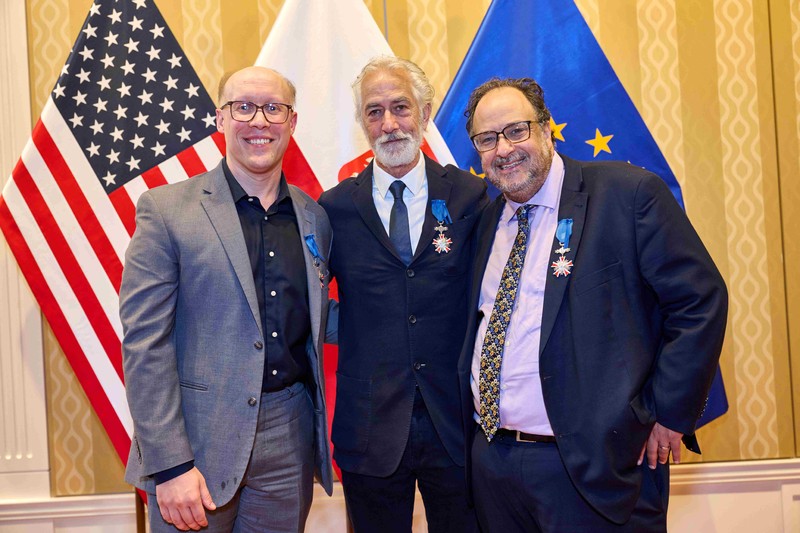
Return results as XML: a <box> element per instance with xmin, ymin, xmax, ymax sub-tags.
<box><xmin>436</xmin><ymin>0</ymin><xmax>727</xmax><ymax>428</ymax></box>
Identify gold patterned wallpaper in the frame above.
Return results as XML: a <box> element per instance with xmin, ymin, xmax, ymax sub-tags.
<box><xmin>21</xmin><ymin>0</ymin><xmax>799</xmax><ymax>494</ymax></box>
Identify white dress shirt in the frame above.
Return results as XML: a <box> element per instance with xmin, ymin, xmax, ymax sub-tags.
<box><xmin>371</xmin><ymin>153</ymin><xmax>428</xmax><ymax>255</ymax></box>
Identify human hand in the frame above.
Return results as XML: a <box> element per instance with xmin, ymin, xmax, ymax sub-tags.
<box><xmin>155</xmin><ymin>467</ymin><xmax>216</xmax><ymax>531</ymax></box>
<box><xmin>637</xmin><ymin>422</ymin><xmax>683</xmax><ymax>469</ymax></box>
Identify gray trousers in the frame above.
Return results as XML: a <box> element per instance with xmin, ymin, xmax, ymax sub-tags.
<box><xmin>148</xmin><ymin>382</ymin><xmax>315</xmax><ymax>533</ymax></box>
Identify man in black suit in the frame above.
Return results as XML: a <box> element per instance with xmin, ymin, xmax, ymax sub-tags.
<box><xmin>457</xmin><ymin>77</ymin><xmax>728</xmax><ymax>532</ymax></box>
<box><xmin>318</xmin><ymin>56</ymin><xmax>488</xmax><ymax>533</ymax></box>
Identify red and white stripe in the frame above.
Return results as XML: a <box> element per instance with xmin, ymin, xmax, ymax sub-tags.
<box><xmin>0</xmin><ymin>97</ymin><xmax>224</xmax><ymax>461</ymax></box>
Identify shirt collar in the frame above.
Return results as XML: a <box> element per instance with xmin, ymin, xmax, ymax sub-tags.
<box><xmin>501</xmin><ymin>152</ymin><xmax>565</xmax><ymax>225</ymax></box>
<box><xmin>222</xmin><ymin>157</ymin><xmax>291</xmax><ymax>206</ymax></box>
<box><xmin>372</xmin><ymin>151</ymin><xmax>426</xmax><ymax>198</ymax></box>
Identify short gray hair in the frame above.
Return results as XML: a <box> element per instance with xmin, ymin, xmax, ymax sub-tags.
<box><xmin>352</xmin><ymin>56</ymin><xmax>434</xmax><ymax>123</ymax></box>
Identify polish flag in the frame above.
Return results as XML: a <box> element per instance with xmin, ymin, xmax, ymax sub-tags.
<box><xmin>256</xmin><ymin>0</ymin><xmax>456</xmax><ymax>193</ymax></box>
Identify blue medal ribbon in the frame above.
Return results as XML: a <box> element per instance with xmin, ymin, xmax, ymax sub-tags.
<box><xmin>431</xmin><ymin>199</ymin><xmax>452</xmax><ymax>224</ymax></box>
<box><xmin>304</xmin><ymin>234</ymin><xmax>323</xmax><ymax>261</ymax></box>
<box><xmin>556</xmin><ymin>219</ymin><xmax>573</xmax><ymax>249</ymax></box>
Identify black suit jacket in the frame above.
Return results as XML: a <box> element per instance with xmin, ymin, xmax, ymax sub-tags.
<box><xmin>319</xmin><ymin>155</ymin><xmax>489</xmax><ymax>476</ymax></box>
<box><xmin>457</xmin><ymin>154</ymin><xmax>727</xmax><ymax>523</ymax></box>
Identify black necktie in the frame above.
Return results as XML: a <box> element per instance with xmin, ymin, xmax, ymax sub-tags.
<box><xmin>389</xmin><ymin>180</ymin><xmax>413</xmax><ymax>265</ymax></box>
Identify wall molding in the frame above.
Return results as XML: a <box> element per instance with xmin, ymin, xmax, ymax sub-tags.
<box><xmin>671</xmin><ymin>458</ymin><xmax>800</xmax><ymax>487</ymax></box>
<box><xmin>2</xmin><ymin>460</ymin><xmax>800</xmax><ymax>531</ymax></box>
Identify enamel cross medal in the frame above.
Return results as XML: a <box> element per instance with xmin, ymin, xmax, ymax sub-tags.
<box><xmin>431</xmin><ymin>199</ymin><xmax>453</xmax><ymax>254</ymax></box>
<box><xmin>550</xmin><ymin>218</ymin><xmax>574</xmax><ymax>277</ymax></box>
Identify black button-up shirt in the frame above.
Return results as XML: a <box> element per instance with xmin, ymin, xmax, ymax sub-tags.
<box><xmin>223</xmin><ymin>159</ymin><xmax>310</xmax><ymax>392</ymax></box>
<box><xmin>153</xmin><ymin>162</ymin><xmax>312</xmax><ymax>485</ymax></box>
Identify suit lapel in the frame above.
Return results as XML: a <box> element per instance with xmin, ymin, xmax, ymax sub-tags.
<box><xmin>539</xmin><ymin>155</ymin><xmax>588</xmax><ymax>355</ymax></box>
<box><xmin>471</xmin><ymin>196</ymin><xmax>505</xmax><ymax>309</ymax></box>
<box><xmin>351</xmin><ymin>162</ymin><xmax>405</xmax><ymax>262</ymax></box>
<box><xmin>200</xmin><ymin>166</ymin><xmax>262</xmax><ymax>337</ymax></box>
<box><xmin>414</xmin><ymin>156</ymin><xmax>452</xmax><ymax>261</ymax></box>
<box><xmin>289</xmin><ymin>186</ymin><xmax>324</xmax><ymax>353</ymax></box>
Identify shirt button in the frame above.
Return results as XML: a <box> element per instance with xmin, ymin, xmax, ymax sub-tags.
<box><xmin>248</xmin><ymin>198</ymin><xmax>254</xmax><ymax>202</ymax></box>
<box><xmin>270</xmin><ymin>290</ymin><xmax>277</xmax><ymax>297</ymax></box>
<box><xmin>254</xmin><ymin>341</ymin><xmax>263</xmax><ymax>349</ymax></box>
<box><xmin>272</xmin><ymin>369</ymin><xmax>277</xmax><ymax>376</ymax></box>
<box><xmin>271</xmin><ymin>331</ymin><xmax>278</xmax><ymax>338</ymax></box>
<box><xmin>408</xmin><ymin>315</ymin><xmax>416</xmax><ymax>324</ymax></box>
<box><xmin>406</xmin><ymin>269</ymin><xmax>415</xmax><ymax>278</ymax></box>
<box><xmin>269</xmin><ymin>251</ymin><xmax>275</xmax><ymax>257</ymax></box>
<box><xmin>248</xmin><ymin>397</ymin><xmax>257</xmax><ymax>406</ymax></box>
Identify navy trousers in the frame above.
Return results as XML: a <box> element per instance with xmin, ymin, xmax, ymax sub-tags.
<box><xmin>340</xmin><ymin>388</ymin><xmax>478</xmax><ymax>533</ymax></box>
<box><xmin>471</xmin><ymin>427</ymin><xmax>668</xmax><ymax>533</ymax></box>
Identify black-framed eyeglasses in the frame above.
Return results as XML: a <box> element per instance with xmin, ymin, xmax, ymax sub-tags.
<box><xmin>221</xmin><ymin>101</ymin><xmax>294</xmax><ymax>124</ymax></box>
<box><xmin>471</xmin><ymin>120</ymin><xmax>533</xmax><ymax>152</ymax></box>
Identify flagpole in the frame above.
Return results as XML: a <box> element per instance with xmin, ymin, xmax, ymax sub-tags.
<box><xmin>135</xmin><ymin>490</ymin><xmax>145</xmax><ymax>533</ymax></box>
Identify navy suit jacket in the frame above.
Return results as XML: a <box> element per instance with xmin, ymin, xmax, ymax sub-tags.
<box><xmin>457</xmin><ymin>154</ymin><xmax>727</xmax><ymax>524</ymax></box>
<box><xmin>319</xmin><ymin>155</ymin><xmax>489</xmax><ymax>476</ymax></box>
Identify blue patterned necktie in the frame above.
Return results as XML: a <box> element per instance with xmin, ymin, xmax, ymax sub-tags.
<box><xmin>479</xmin><ymin>204</ymin><xmax>534</xmax><ymax>441</ymax></box>
<box><xmin>389</xmin><ymin>180</ymin><xmax>412</xmax><ymax>264</ymax></box>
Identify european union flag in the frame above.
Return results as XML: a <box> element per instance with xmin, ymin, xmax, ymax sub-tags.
<box><xmin>436</xmin><ymin>0</ymin><xmax>727</xmax><ymax>428</ymax></box>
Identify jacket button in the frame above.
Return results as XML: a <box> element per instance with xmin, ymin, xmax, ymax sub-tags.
<box><xmin>408</xmin><ymin>315</ymin><xmax>416</xmax><ymax>324</ymax></box>
<box><xmin>254</xmin><ymin>341</ymin><xmax>263</xmax><ymax>350</ymax></box>
<box><xmin>413</xmin><ymin>362</ymin><xmax>422</xmax><ymax>371</ymax></box>
<box><xmin>406</xmin><ymin>269</ymin><xmax>415</xmax><ymax>278</ymax></box>
<box><xmin>248</xmin><ymin>397</ymin><xmax>257</xmax><ymax>406</ymax></box>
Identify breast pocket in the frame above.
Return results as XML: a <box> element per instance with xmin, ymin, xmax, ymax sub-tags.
<box><xmin>573</xmin><ymin>262</ymin><xmax>623</xmax><ymax>295</ymax></box>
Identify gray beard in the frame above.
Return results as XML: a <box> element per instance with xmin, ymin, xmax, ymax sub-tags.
<box><xmin>372</xmin><ymin>133</ymin><xmax>421</xmax><ymax>169</ymax></box>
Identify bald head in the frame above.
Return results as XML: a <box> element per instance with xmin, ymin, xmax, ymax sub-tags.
<box><xmin>217</xmin><ymin>66</ymin><xmax>297</xmax><ymax>107</ymax></box>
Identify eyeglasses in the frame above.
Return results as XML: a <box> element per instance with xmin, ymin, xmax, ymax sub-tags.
<box><xmin>471</xmin><ymin>120</ymin><xmax>534</xmax><ymax>152</ymax></box>
<box><xmin>221</xmin><ymin>101</ymin><xmax>294</xmax><ymax>124</ymax></box>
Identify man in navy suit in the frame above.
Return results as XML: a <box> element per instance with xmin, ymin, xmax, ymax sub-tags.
<box><xmin>318</xmin><ymin>57</ymin><xmax>488</xmax><ymax>533</ymax></box>
<box><xmin>457</xmin><ymin>78</ymin><xmax>727</xmax><ymax>532</ymax></box>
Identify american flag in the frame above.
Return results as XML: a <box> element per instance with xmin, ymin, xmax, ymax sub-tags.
<box><xmin>0</xmin><ymin>0</ymin><xmax>224</xmax><ymax>463</ymax></box>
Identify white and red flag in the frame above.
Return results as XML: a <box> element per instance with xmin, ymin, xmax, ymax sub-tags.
<box><xmin>0</xmin><ymin>0</ymin><xmax>224</xmax><ymax>463</ymax></box>
<box><xmin>256</xmin><ymin>0</ymin><xmax>456</xmax><ymax>192</ymax></box>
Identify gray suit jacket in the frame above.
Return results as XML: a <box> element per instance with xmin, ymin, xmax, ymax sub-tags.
<box><xmin>120</xmin><ymin>161</ymin><xmax>334</xmax><ymax>504</ymax></box>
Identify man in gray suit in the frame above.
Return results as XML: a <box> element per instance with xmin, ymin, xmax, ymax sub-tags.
<box><xmin>121</xmin><ymin>66</ymin><xmax>334</xmax><ymax>532</ymax></box>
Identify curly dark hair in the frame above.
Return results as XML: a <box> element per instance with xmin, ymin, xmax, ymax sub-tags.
<box><xmin>464</xmin><ymin>78</ymin><xmax>551</xmax><ymax>138</ymax></box>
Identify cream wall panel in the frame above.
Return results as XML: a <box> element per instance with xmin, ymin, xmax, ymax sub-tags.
<box><xmin>713</xmin><ymin>0</ymin><xmax>778</xmax><ymax>459</ymax></box>
<box><xmin>27</xmin><ymin>0</ymin><xmax>72</xmax><ymax>118</ymax></box>
<box><xmin>257</xmin><ymin>0</ymin><xmax>283</xmax><ymax>47</ymax></box>
<box><xmin>752</xmin><ymin>0</ymin><xmax>794</xmax><ymax>460</ymax></box>
<box><xmin>180</xmin><ymin>0</ymin><xmax>224</xmax><ymax>103</ymax></box>
<box><xmin>0</xmin><ymin>0</ymin><xmax>48</xmax><ymax>494</ymax></box>
<box><xmin>771</xmin><ymin>0</ymin><xmax>800</xmax><ymax>457</ymax></box>
<box><xmin>407</xmin><ymin>0</ymin><xmax>450</xmax><ymax>111</ymax></box>
<box><xmin>636</xmin><ymin>0</ymin><xmax>686</xmax><ymax>190</ymax></box>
